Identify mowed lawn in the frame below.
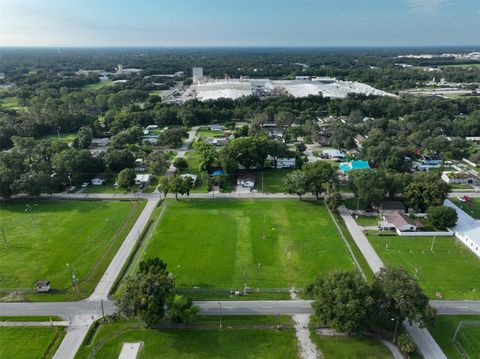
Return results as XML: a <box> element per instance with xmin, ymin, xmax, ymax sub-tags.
<box><xmin>76</xmin><ymin>318</ymin><xmax>298</xmax><ymax>359</ymax></box>
<box><xmin>451</xmin><ymin>198</ymin><xmax>480</xmax><ymax>220</ymax></box>
<box><xmin>429</xmin><ymin>315</ymin><xmax>480</xmax><ymax>359</ymax></box>
<box><xmin>368</xmin><ymin>235</ymin><xmax>480</xmax><ymax>299</ymax></box>
<box><xmin>254</xmin><ymin>169</ymin><xmax>294</xmax><ymax>193</ymax></box>
<box><xmin>144</xmin><ymin>199</ymin><xmax>354</xmax><ymax>289</ymax></box>
<box><xmin>0</xmin><ymin>327</ymin><xmax>65</xmax><ymax>359</ymax></box>
<box><xmin>0</xmin><ymin>200</ymin><xmax>144</xmax><ymax>300</ymax></box>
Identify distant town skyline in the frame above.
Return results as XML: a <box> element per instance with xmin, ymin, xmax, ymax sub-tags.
<box><xmin>1</xmin><ymin>0</ymin><xmax>479</xmax><ymax>47</ymax></box>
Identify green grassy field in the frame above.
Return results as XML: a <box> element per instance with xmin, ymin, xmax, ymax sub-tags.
<box><xmin>253</xmin><ymin>169</ymin><xmax>294</xmax><ymax>193</ymax></box>
<box><xmin>0</xmin><ymin>200</ymin><xmax>144</xmax><ymax>301</ymax></box>
<box><xmin>451</xmin><ymin>198</ymin><xmax>480</xmax><ymax>220</ymax></box>
<box><xmin>429</xmin><ymin>315</ymin><xmax>480</xmax><ymax>359</ymax></box>
<box><xmin>0</xmin><ymin>326</ymin><xmax>65</xmax><ymax>359</ymax></box>
<box><xmin>368</xmin><ymin>234</ymin><xmax>480</xmax><ymax>299</ymax></box>
<box><xmin>196</xmin><ymin>127</ymin><xmax>225</xmax><ymax>138</ymax></box>
<box><xmin>41</xmin><ymin>132</ymin><xmax>77</xmax><ymax>144</ymax></box>
<box><xmin>83</xmin><ymin>80</ymin><xmax>113</xmax><ymax>91</ymax></box>
<box><xmin>309</xmin><ymin>330</ymin><xmax>392</xmax><ymax>358</ymax></box>
<box><xmin>83</xmin><ymin>178</ymin><xmax>134</xmax><ymax>194</ymax></box>
<box><xmin>143</xmin><ymin>199</ymin><xmax>355</xmax><ymax>290</ymax></box>
<box><xmin>0</xmin><ymin>96</ymin><xmax>23</xmax><ymax>110</ymax></box>
<box><xmin>76</xmin><ymin>318</ymin><xmax>298</xmax><ymax>359</ymax></box>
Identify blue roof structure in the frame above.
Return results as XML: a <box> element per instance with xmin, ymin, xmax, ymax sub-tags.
<box><xmin>211</xmin><ymin>169</ymin><xmax>225</xmax><ymax>176</ymax></box>
<box><xmin>339</xmin><ymin>160</ymin><xmax>370</xmax><ymax>172</ymax></box>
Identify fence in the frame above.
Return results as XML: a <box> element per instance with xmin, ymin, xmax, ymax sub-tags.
<box><xmin>396</xmin><ymin>229</ymin><xmax>454</xmax><ymax>237</ymax></box>
<box><xmin>452</xmin><ymin>320</ymin><xmax>480</xmax><ymax>359</ymax></box>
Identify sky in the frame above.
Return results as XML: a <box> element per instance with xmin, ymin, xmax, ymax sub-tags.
<box><xmin>1</xmin><ymin>0</ymin><xmax>479</xmax><ymax>47</ymax></box>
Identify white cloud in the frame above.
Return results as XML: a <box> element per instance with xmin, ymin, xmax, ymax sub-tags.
<box><xmin>408</xmin><ymin>0</ymin><xmax>449</xmax><ymax>13</ymax></box>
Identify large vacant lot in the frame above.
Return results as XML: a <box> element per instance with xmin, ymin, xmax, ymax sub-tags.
<box><xmin>368</xmin><ymin>234</ymin><xmax>480</xmax><ymax>299</ymax></box>
<box><xmin>76</xmin><ymin>318</ymin><xmax>298</xmax><ymax>359</ymax></box>
<box><xmin>0</xmin><ymin>200</ymin><xmax>144</xmax><ymax>301</ymax></box>
<box><xmin>144</xmin><ymin>199</ymin><xmax>354</xmax><ymax>289</ymax></box>
<box><xmin>0</xmin><ymin>326</ymin><xmax>65</xmax><ymax>359</ymax></box>
<box><xmin>429</xmin><ymin>315</ymin><xmax>480</xmax><ymax>359</ymax></box>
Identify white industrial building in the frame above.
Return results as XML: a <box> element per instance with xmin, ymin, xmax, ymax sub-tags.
<box><xmin>444</xmin><ymin>199</ymin><xmax>480</xmax><ymax>258</ymax></box>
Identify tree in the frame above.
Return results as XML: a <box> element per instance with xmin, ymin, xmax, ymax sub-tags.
<box><xmin>348</xmin><ymin>170</ymin><xmax>386</xmax><ymax>209</ymax></box>
<box><xmin>170</xmin><ymin>176</ymin><xmax>184</xmax><ymax>200</ymax></box>
<box><xmin>105</xmin><ymin>149</ymin><xmax>135</xmax><ymax>172</ymax></box>
<box><xmin>182</xmin><ymin>176</ymin><xmax>194</xmax><ymax>197</ymax></box>
<box><xmin>165</xmin><ymin>294</ymin><xmax>199</xmax><ymax>324</ymax></box>
<box><xmin>274</xmin><ymin>111</ymin><xmax>295</xmax><ymax>130</ymax></box>
<box><xmin>396</xmin><ymin>333</ymin><xmax>416</xmax><ymax>355</ymax></box>
<box><xmin>117</xmin><ymin>168</ymin><xmax>136</xmax><ymax>189</ymax></box>
<box><xmin>196</xmin><ymin>142</ymin><xmax>218</xmax><ymax>172</ymax></box>
<box><xmin>118</xmin><ymin>257</ymin><xmax>175</xmax><ymax>327</ymax></box>
<box><xmin>303</xmin><ymin>161</ymin><xmax>337</xmax><ymax>199</ymax></box>
<box><xmin>427</xmin><ymin>205</ymin><xmax>458</xmax><ymax>230</ymax></box>
<box><xmin>371</xmin><ymin>267</ymin><xmax>436</xmax><ymax>329</ymax></box>
<box><xmin>404</xmin><ymin>181</ymin><xmax>450</xmax><ymax>212</ymax></box>
<box><xmin>53</xmin><ymin>149</ymin><xmax>105</xmax><ymax>184</ymax></box>
<box><xmin>307</xmin><ymin>271</ymin><xmax>373</xmax><ymax>335</ymax></box>
<box><xmin>173</xmin><ymin>157</ymin><xmax>188</xmax><ymax>172</ymax></box>
<box><xmin>159</xmin><ymin>128</ymin><xmax>188</xmax><ymax>148</ymax></box>
<box><xmin>147</xmin><ymin>151</ymin><xmax>168</xmax><ymax>175</ymax></box>
<box><xmin>72</xmin><ymin>126</ymin><xmax>93</xmax><ymax>149</ymax></box>
<box><xmin>282</xmin><ymin>170</ymin><xmax>308</xmax><ymax>199</ymax></box>
<box><xmin>158</xmin><ymin>176</ymin><xmax>171</xmax><ymax>198</ymax></box>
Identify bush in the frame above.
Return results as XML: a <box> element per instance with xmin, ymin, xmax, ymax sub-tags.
<box><xmin>396</xmin><ymin>333</ymin><xmax>416</xmax><ymax>355</ymax></box>
<box><xmin>427</xmin><ymin>205</ymin><xmax>458</xmax><ymax>230</ymax></box>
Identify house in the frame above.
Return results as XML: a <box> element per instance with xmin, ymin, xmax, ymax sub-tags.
<box><xmin>237</xmin><ymin>175</ymin><xmax>255</xmax><ymax>188</ymax></box>
<box><xmin>135</xmin><ymin>159</ymin><xmax>147</xmax><ymax>172</ymax></box>
<box><xmin>91</xmin><ymin>177</ymin><xmax>106</xmax><ymax>185</ymax></box>
<box><xmin>135</xmin><ymin>174</ymin><xmax>151</xmax><ymax>185</ymax></box>
<box><xmin>413</xmin><ymin>156</ymin><xmax>442</xmax><ymax>171</ymax></box>
<box><xmin>354</xmin><ymin>134</ymin><xmax>367</xmax><ymax>149</ymax></box>
<box><xmin>180</xmin><ymin>173</ymin><xmax>197</xmax><ymax>184</ymax></box>
<box><xmin>376</xmin><ymin>201</ymin><xmax>406</xmax><ymax>213</ymax></box>
<box><xmin>378</xmin><ymin>212</ymin><xmax>424</xmax><ymax>232</ymax></box>
<box><xmin>338</xmin><ymin>160</ymin><xmax>370</xmax><ymax>174</ymax></box>
<box><xmin>212</xmin><ymin>137</ymin><xmax>228</xmax><ymax>146</ymax></box>
<box><xmin>35</xmin><ymin>281</ymin><xmax>50</xmax><ymax>293</ymax></box>
<box><xmin>322</xmin><ymin>149</ymin><xmax>346</xmax><ymax>161</ymax></box>
<box><xmin>276</xmin><ymin>158</ymin><xmax>296</xmax><ymax>169</ymax></box>
<box><xmin>209</xmin><ymin>124</ymin><xmax>224</xmax><ymax>131</ymax></box>
<box><xmin>146</xmin><ymin>125</ymin><xmax>159</xmax><ymax>131</ymax></box>
<box><xmin>441</xmin><ymin>171</ymin><xmax>476</xmax><ymax>184</ymax></box>
<box><xmin>143</xmin><ymin>135</ymin><xmax>159</xmax><ymax>145</ymax></box>
<box><xmin>91</xmin><ymin>138</ymin><xmax>110</xmax><ymax>147</ymax></box>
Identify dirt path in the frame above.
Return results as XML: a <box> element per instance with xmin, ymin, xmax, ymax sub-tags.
<box><xmin>292</xmin><ymin>314</ymin><xmax>321</xmax><ymax>359</ymax></box>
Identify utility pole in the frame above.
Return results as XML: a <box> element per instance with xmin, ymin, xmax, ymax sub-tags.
<box><xmin>243</xmin><ymin>269</ymin><xmax>247</xmax><ymax>296</ymax></box>
<box><xmin>100</xmin><ymin>299</ymin><xmax>105</xmax><ymax>319</ymax></box>
<box><xmin>1</xmin><ymin>226</ymin><xmax>7</xmax><ymax>248</ymax></box>
<box><xmin>256</xmin><ymin>263</ymin><xmax>261</xmax><ymax>292</ymax></box>
<box><xmin>392</xmin><ymin>316</ymin><xmax>400</xmax><ymax>343</ymax></box>
<box><xmin>218</xmin><ymin>302</ymin><xmax>222</xmax><ymax>329</ymax></box>
<box><xmin>430</xmin><ymin>236</ymin><xmax>436</xmax><ymax>252</ymax></box>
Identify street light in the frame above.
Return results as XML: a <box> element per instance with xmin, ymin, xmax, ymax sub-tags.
<box><xmin>256</xmin><ymin>263</ymin><xmax>261</xmax><ymax>292</ymax></box>
<box><xmin>392</xmin><ymin>316</ymin><xmax>400</xmax><ymax>343</ymax></box>
<box><xmin>218</xmin><ymin>302</ymin><xmax>222</xmax><ymax>329</ymax></box>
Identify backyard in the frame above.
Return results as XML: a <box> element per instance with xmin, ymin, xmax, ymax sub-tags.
<box><xmin>0</xmin><ymin>326</ymin><xmax>65</xmax><ymax>359</ymax></box>
<box><xmin>0</xmin><ymin>200</ymin><xmax>145</xmax><ymax>301</ymax></box>
<box><xmin>143</xmin><ymin>199</ymin><xmax>355</xmax><ymax>291</ymax></box>
<box><xmin>368</xmin><ymin>234</ymin><xmax>480</xmax><ymax>299</ymax></box>
<box><xmin>253</xmin><ymin>168</ymin><xmax>294</xmax><ymax>193</ymax></box>
<box><xmin>429</xmin><ymin>315</ymin><xmax>480</xmax><ymax>359</ymax></box>
<box><xmin>75</xmin><ymin>317</ymin><xmax>298</xmax><ymax>359</ymax></box>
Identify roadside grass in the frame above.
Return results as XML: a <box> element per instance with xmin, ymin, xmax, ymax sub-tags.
<box><xmin>253</xmin><ymin>168</ymin><xmax>294</xmax><ymax>193</ymax></box>
<box><xmin>83</xmin><ymin>178</ymin><xmax>134</xmax><ymax>194</ymax></box>
<box><xmin>0</xmin><ymin>316</ymin><xmax>63</xmax><ymax>321</ymax></box>
<box><xmin>143</xmin><ymin>199</ymin><xmax>355</xmax><ymax>291</ymax></box>
<box><xmin>83</xmin><ymin>80</ymin><xmax>113</xmax><ymax>91</ymax></box>
<box><xmin>309</xmin><ymin>328</ymin><xmax>392</xmax><ymax>359</ymax></box>
<box><xmin>196</xmin><ymin>127</ymin><xmax>225</xmax><ymax>138</ymax></box>
<box><xmin>428</xmin><ymin>315</ymin><xmax>480</xmax><ymax>359</ymax></box>
<box><xmin>0</xmin><ymin>326</ymin><xmax>65</xmax><ymax>359</ymax></box>
<box><xmin>368</xmin><ymin>234</ymin><xmax>480</xmax><ymax>299</ymax></box>
<box><xmin>0</xmin><ymin>200</ymin><xmax>145</xmax><ymax>301</ymax></box>
<box><xmin>354</xmin><ymin>215</ymin><xmax>380</xmax><ymax>227</ymax></box>
<box><xmin>451</xmin><ymin>198</ymin><xmax>480</xmax><ymax>220</ymax></box>
<box><xmin>75</xmin><ymin>317</ymin><xmax>298</xmax><ymax>359</ymax></box>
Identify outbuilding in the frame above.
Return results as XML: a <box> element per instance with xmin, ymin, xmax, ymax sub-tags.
<box><xmin>135</xmin><ymin>174</ymin><xmax>151</xmax><ymax>185</ymax></box>
<box><xmin>35</xmin><ymin>281</ymin><xmax>50</xmax><ymax>293</ymax></box>
<box><xmin>91</xmin><ymin>177</ymin><xmax>106</xmax><ymax>185</ymax></box>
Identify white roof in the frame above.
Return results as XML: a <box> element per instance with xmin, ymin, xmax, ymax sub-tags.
<box><xmin>444</xmin><ymin>199</ymin><xmax>480</xmax><ymax>247</ymax></box>
<box><xmin>135</xmin><ymin>174</ymin><xmax>151</xmax><ymax>182</ymax></box>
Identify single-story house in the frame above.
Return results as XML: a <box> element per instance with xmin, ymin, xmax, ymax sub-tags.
<box><xmin>209</xmin><ymin>124</ymin><xmax>224</xmax><ymax>131</ymax></box>
<box><xmin>378</xmin><ymin>212</ymin><xmax>424</xmax><ymax>232</ymax></box>
<box><xmin>91</xmin><ymin>138</ymin><xmax>110</xmax><ymax>147</ymax></box>
<box><xmin>237</xmin><ymin>175</ymin><xmax>255</xmax><ymax>188</ymax></box>
<box><xmin>146</xmin><ymin>125</ymin><xmax>159</xmax><ymax>131</ymax></box>
<box><xmin>212</xmin><ymin>137</ymin><xmax>228</xmax><ymax>146</ymax></box>
<box><xmin>180</xmin><ymin>173</ymin><xmax>197</xmax><ymax>184</ymax></box>
<box><xmin>135</xmin><ymin>174</ymin><xmax>151</xmax><ymax>185</ymax></box>
<box><xmin>339</xmin><ymin>160</ymin><xmax>370</xmax><ymax>174</ymax></box>
<box><xmin>441</xmin><ymin>171</ymin><xmax>476</xmax><ymax>184</ymax></box>
<box><xmin>35</xmin><ymin>281</ymin><xmax>50</xmax><ymax>292</ymax></box>
<box><xmin>322</xmin><ymin>149</ymin><xmax>346</xmax><ymax>161</ymax></box>
<box><xmin>91</xmin><ymin>177</ymin><xmax>106</xmax><ymax>185</ymax></box>
<box><xmin>135</xmin><ymin>159</ymin><xmax>147</xmax><ymax>172</ymax></box>
<box><xmin>375</xmin><ymin>201</ymin><xmax>406</xmax><ymax>213</ymax></box>
<box><xmin>276</xmin><ymin>158</ymin><xmax>296</xmax><ymax>169</ymax></box>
